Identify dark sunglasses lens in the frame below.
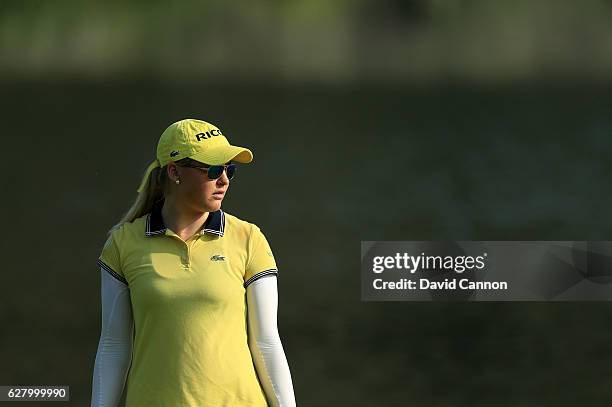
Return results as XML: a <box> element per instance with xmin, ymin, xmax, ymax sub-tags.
<box><xmin>226</xmin><ymin>164</ymin><xmax>236</xmax><ymax>180</ymax></box>
<box><xmin>206</xmin><ymin>166</ymin><xmax>223</xmax><ymax>179</ymax></box>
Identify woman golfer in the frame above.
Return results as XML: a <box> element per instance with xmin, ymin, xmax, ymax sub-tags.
<box><xmin>91</xmin><ymin>119</ymin><xmax>296</xmax><ymax>406</ymax></box>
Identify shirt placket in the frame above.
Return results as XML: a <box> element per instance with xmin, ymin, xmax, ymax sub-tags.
<box><xmin>183</xmin><ymin>238</ymin><xmax>198</xmax><ymax>269</ymax></box>
<box><xmin>165</xmin><ymin>231</ymin><xmax>197</xmax><ymax>270</ymax></box>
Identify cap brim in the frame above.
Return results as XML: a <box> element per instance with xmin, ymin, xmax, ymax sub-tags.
<box><xmin>190</xmin><ymin>145</ymin><xmax>253</xmax><ymax>165</ymax></box>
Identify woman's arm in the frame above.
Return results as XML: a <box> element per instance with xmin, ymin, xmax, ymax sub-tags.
<box><xmin>246</xmin><ymin>276</ymin><xmax>297</xmax><ymax>407</ymax></box>
<box><xmin>91</xmin><ymin>268</ymin><xmax>134</xmax><ymax>407</ymax></box>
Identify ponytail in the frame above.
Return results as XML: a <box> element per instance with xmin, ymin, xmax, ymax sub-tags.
<box><xmin>107</xmin><ymin>160</ymin><xmax>168</xmax><ymax>236</ymax></box>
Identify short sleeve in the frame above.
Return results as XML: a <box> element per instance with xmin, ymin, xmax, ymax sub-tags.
<box><xmin>97</xmin><ymin>231</ymin><xmax>127</xmax><ymax>285</ymax></box>
<box><xmin>244</xmin><ymin>225</ymin><xmax>278</xmax><ymax>288</ymax></box>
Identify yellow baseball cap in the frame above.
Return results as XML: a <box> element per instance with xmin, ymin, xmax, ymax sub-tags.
<box><xmin>136</xmin><ymin>119</ymin><xmax>253</xmax><ymax>193</ymax></box>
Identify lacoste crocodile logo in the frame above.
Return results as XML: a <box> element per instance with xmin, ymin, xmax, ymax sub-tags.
<box><xmin>210</xmin><ymin>254</ymin><xmax>226</xmax><ymax>262</ymax></box>
<box><xmin>170</xmin><ymin>150</ymin><xmax>180</xmax><ymax>157</ymax></box>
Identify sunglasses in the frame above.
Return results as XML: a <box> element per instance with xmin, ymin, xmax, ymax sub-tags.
<box><xmin>178</xmin><ymin>163</ymin><xmax>236</xmax><ymax>180</ymax></box>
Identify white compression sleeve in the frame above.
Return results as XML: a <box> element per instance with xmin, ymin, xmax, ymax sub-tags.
<box><xmin>246</xmin><ymin>276</ymin><xmax>297</xmax><ymax>407</ymax></box>
<box><xmin>91</xmin><ymin>268</ymin><xmax>134</xmax><ymax>407</ymax></box>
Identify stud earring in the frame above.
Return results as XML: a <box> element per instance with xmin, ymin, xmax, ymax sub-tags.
<box><xmin>175</xmin><ymin>179</ymin><xmax>180</xmax><ymax>185</ymax></box>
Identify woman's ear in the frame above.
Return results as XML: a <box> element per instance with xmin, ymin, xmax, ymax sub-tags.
<box><xmin>167</xmin><ymin>162</ymin><xmax>180</xmax><ymax>183</ymax></box>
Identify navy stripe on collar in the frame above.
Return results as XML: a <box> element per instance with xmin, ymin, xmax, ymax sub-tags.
<box><xmin>145</xmin><ymin>199</ymin><xmax>225</xmax><ymax>237</ymax></box>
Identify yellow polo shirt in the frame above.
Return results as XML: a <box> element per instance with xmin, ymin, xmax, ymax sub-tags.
<box><xmin>96</xmin><ymin>199</ymin><xmax>278</xmax><ymax>407</ymax></box>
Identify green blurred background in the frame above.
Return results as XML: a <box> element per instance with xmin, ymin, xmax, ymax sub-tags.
<box><xmin>2</xmin><ymin>1</ymin><xmax>612</xmax><ymax>406</ymax></box>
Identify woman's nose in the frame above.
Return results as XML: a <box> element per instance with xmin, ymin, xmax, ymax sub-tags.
<box><xmin>217</xmin><ymin>169</ymin><xmax>230</xmax><ymax>184</ymax></box>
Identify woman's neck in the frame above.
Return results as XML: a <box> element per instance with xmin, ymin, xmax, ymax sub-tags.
<box><xmin>160</xmin><ymin>197</ymin><xmax>209</xmax><ymax>241</ymax></box>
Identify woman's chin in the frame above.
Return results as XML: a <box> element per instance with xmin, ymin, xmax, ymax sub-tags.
<box><xmin>205</xmin><ymin>199</ymin><xmax>222</xmax><ymax>212</ymax></box>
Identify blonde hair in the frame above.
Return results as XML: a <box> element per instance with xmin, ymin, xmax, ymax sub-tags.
<box><xmin>107</xmin><ymin>164</ymin><xmax>168</xmax><ymax>236</ymax></box>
